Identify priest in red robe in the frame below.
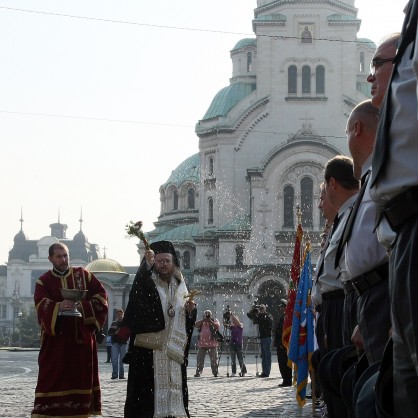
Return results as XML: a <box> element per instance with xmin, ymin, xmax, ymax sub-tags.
<box><xmin>31</xmin><ymin>242</ymin><xmax>108</xmax><ymax>418</ymax></box>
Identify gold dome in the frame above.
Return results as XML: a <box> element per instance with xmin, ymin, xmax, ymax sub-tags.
<box><xmin>85</xmin><ymin>258</ymin><xmax>126</xmax><ymax>273</ymax></box>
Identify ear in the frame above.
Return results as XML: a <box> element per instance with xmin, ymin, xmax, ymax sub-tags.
<box><xmin>353</xmin><ymin>120</ymin><xmax>362</xmax><ymax>136</ymax></box>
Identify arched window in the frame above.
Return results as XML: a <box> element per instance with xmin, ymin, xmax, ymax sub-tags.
<box><xmin>360</xmin><ymin>52</ymin><xmax>365</xmax><ymax>72</ymax></box>
<box><xmin>187</xmin><ymin>188</ymin><xmax>195</xmax><ymax>209</ymax></box>
<box><xmin>208</xmin><ymin>157</ymin><xmax>214</xmax><ymax>176</ymax></box>
<box><xmin>247</xmin><ymin>52</ymin><xmax>253</xmax><ymax>72</ymax></box>
<box><xmin>173</xmin><ymin>190</ymin><xmax>178</xmax><ymax>211</ymax></box>
<box><xmin>208</xmin><ymin>197</ymin><xmax>214</xmax><ymax>224</ymax></box>
<box><xmin>236</xmin><ymin>245</ymin><xmax>244</xmax><ymax>267</ymax></box>
<box><xmin>283</xmin><ymin>185</ymin><xmax>295</xmax><ymax>228</ymax></box>
<box><xmin>302</xmin><ymin>66</ymin><xmax>311</xmax><ymax>94</ymax></box>
<box><xmin>301</xmin><ymin>177</ymin><xmax>313</xmax><ymax>227</ymax></box>
<box><xmin>183</xmin><ymin>251</ymin><xmax>190</xmax><ymax>269</ymax></box>
<box><xmin>316</xmin><ymin>65</ymin><xmax>325</xmax><ymax>94</ymax></box>
<box><xmin>288</xmin><ymin>65</ymin><xmax>297</xmax><ymax>94</ymax></box>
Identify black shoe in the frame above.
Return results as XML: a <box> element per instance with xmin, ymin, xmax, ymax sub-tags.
<box><xmin>278</xmin><ymin>382</ymin><xmax>292</xmax><ymax>387</ymax></box>
<box><xmin>119</xmin><ymin>376</ymin><xmax>125</xmax><ymax>379</ymax></box>
<box><xmin>258</xmin><ymin>373</ymin><xmax>269</xmax><ymax>378</ymax></box>
<box><xmin>111</xmin><ymin>376</ymin><xmax>117</xmax><ymax>380</ymax></box>
<box><xmin>213</xmin><ymin>373</ymin><xmax>218</xmax><ymax>377</ymax></box>
<box><xmin>194</xmin><ymin>373</ymin><xmax>201</xmax><ymax>378</ymax></box>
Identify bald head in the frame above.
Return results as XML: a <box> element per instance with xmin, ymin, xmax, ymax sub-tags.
<box><xmin>346</xmin><ymin>100</ymin><xmax>380</xmax><ymax>178</ymax></box>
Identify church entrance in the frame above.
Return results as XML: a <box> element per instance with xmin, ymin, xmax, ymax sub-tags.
<box><xmin>257</xmin><ymin>279</ymin><xmax>287</xmax><ymax>326</ymax></box>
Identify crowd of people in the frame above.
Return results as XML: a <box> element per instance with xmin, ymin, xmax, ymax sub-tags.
<box><xmin>30</xmin><ymin>239</ymin><xmax>292</xmax><ymax>418</ymax></box>
<box><xmin>312</xmin><ymin>2</ymin><xmax>418</xmax><ymax>417</ymax></box>
<box><xmin>29</xmin><ymin>2</ymin><xmax>418</xmax><ymax>417</ymax></box>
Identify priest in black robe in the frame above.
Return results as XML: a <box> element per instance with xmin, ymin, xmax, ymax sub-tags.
<box><xmin>120</xmin><ymin>240</ymin><xmax>197</xmax><ymax>418</ymax></box>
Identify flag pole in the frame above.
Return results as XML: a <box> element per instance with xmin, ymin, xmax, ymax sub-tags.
<box><xmin>282</xmin><ymin>205</ymin><xmax>303</xmax><ymax>352</ymax></box>
<box><xmin>304</xmin><ymin>240</ymin><xmax>316</xmax><ymax>414</ymax></box>
<box><xmin>296</xmin><ymin>205</ymin><xmax>303</xmax><ymax>270</ymax></box>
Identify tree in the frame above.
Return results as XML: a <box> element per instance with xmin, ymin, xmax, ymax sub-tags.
<box><xmin>18</xmin><ymin>307</ymin><xmax>41</xmax><ymax>348</ymax></box>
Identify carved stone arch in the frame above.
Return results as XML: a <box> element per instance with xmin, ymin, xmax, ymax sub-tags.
<box><xmin>248</xmin><ymin>275</ymin><xmax>288</xmax><ymax>324</ymax></box>
<box><xmin>165</xmin><ymin>184</ymin><xmax>179</xmax><ymax>211</ymax></box>
<box><xmin>258</xmin><ymin>140</ymin><xmax>340</xmax><ymax>231</ymax></box>
<box><xmin>279</xmin><ymin>162</ymin><xmax>323</xmax><ymax>204</ymax></box>
<box><xmin>166</xmin><ymin>184</ymin><xmax>177</xmax><ymax>199</ymax></box>
<box><xmin>284</xmin><ymin>163</ymin><xmax>322</xmax><ymax>188</ymax></box>
<box><xmin>181</xmin><ymin>183</ymin><xmax>197</xmax><ymax>210</ymax></box>
<box><xmin>180</xmin><ymin>181</ymin><xmax>197</xmax><ymax>194</ymax></box>
<box><xmin>234</xmin><ymin>97</ymin><xmax>270</xmax><ymax>151</ymax></box>
<box><xmin>261</xmin><ymin>140</ymin><xmax>339</xmax><ymax>190</ymax></box>
<box><xmin>159</xmin><ymin>187</ymin><xmax>167</xmax><ymax>215</ymax></box>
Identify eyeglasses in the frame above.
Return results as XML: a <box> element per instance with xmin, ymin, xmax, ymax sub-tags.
<box><xmin>369</xmin><ymin>57</ymin><xmax>395</xmax><ymax>76</ymax></box>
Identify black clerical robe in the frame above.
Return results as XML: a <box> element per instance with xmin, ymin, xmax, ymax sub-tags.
<box><xmin>122</xmin><ymin>262</ymin><xmax>196</xmax><ymax>418</ymax></box>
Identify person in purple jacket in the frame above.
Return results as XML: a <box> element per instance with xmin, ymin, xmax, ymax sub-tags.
<box><xmin>227</xmin><ymin>312</ymin><xmax>247</xmax><ymax>377</ymax></box>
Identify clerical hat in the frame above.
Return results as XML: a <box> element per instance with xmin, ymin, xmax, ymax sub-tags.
<box><xmin>150</xmin><ymin>240</ymin><xmax>180</xmax><ymax>267</ymax></box>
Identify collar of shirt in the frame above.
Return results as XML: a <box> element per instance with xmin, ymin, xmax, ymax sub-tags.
<box><xmin>337</xmin><ymin>194</ymin><xmax>358</xmax><ymax>218</ymax></box>
<box><xmin>53</xmin><ymin>267</ymin><xmax>69</xmax><ymax>276</ymax></box>
<box><xmin>361</xmin><ymin>156</ymin><xmax>372</xmax><ymax>178</ymax></box>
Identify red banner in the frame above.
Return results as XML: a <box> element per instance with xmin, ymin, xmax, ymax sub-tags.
<box><xmin>282</xmin><ymin>223</ymin><xmax>303</xmax><ymax>351</ymax></box>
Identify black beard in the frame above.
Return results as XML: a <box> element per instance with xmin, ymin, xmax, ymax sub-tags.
<box><xmin>155</xmin><ymin>269</ymin><xmax>172</xmax><ymax>282</ymax></box>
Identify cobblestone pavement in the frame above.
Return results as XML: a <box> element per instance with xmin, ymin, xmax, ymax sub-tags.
<box><xmin>1</xmin><ymin>348</ymin><xmax>323</xmax><ymax>418</ymax></box>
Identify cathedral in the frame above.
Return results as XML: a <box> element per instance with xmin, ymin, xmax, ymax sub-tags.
<box><xmin>145</xmin><ymin>0</ymin><xmax>374</xmax><ymax>327</ymax></box>
<box><xmin>1</xmin><ymin>0</ymin><xmax>375</xmax><ymax>339</ymax></box>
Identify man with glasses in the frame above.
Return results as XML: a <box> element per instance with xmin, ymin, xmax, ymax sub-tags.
<box><xmin>367</xmin><ymin>33</ymin><xmax>400</xmax><ymax>109</ymax></box>
<box><xmin>337</xmin><ymin>34</ymin><xmax>400</xmax><ymax>362</ymax></box>
<box><xmin>370</xmin><ymin>1</ymin><xmax>418</xmax><ymax>416</ymax></box>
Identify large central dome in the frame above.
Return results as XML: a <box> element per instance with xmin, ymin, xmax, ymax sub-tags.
<box><xmin>85</xmin><ymin>258</ymin><xmax>126</xmax><ymax>273</ymax></box>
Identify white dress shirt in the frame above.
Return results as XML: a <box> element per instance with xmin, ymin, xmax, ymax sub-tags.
<box><xmin>318</xmin><ymin>194</ymin><xmax>357</xmax><ymax>293</ymax></box>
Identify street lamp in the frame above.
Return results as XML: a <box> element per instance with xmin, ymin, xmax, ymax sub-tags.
<box><xmin>10</xmin><ymin>289</ymin><xmax>22</xmax><ymax>347</ymax></box>
<box><xmin>17</xmin><ymin>311</ymin><xmax>23</xmax><ymax>347</ymax></box>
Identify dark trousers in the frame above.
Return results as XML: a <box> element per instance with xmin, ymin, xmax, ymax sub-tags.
<box><xmin>342</xmin><ymin>290</ymin><xmax>358</xmax><ymax>347</ymax></box>
<box><xmin>277</xmin><ymin>346</ymin><xmax>292</xmax><ymax>384</ymax></box>
<box><xmin>357</xmin><ymin>278</ymin><xmax>391</xmax><ymax>364</ymax></box>
<box><xmin>319</xmin><ymin>293</ymin><xmax>344</xmax><ymax>355</ymax></box>
<box><xmin>319</xmin><ymin>293</ymin><xmax>348</xmax><ymax>418</ymax></box>
<box><xmin>230</xmin><ymin>342</ymin><xmax>247</xmax><ymax>374</ymax></box>
<box><xmin>313</xmin><ymin>312</ymin><xmax>324</xmax><ymax>399</ymax></box>
<box><xmin>390</xmin><ymin>216</ymin><xmax>418</xmax><ymax>417</ymax></box>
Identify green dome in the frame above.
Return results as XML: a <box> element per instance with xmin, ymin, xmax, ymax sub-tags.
<box><xmin>357</xmin><ymin>38</ymin><xmax>377</xmax><ymax>49</ymax></box>
<box><xmin>152</xmin><ymin>224</ymin><xmax>200</xmax><ymax>244</ymax></box>
<box><xmin>201</xmin><ymin>82</ymin><xmax>256</xmax><ymax>120</ymax></box>
<box><xmin>163</xmin><ymin>153</ymin><xmax>200</xmax><ymax>188</ymax></box>
<box><xmin>218</xmin><ymin>215</ymin><xmax>251</xmax><ymax>232</ymax></box>
<box><xmin>231</xmin><ymin>38</ymin><xmax>256</xmax><ymax>52</ymax></box>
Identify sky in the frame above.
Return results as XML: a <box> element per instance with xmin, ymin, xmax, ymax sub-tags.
<box><xmin>0</xmin><ymin>0</ymin><xmax>406</xmax><ymax>266</ymax></box>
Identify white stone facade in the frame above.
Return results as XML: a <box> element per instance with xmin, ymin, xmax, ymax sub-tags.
<box><xmin>152</xmin><ymin>0</ymin><xmax>375</xmax><ymax>328</ymax></box>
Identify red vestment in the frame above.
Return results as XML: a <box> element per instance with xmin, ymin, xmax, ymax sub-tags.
<box><xmin>31</xmin><ymin>267</ymin><xmax>108</xmax><ymax>418</ymax></box>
